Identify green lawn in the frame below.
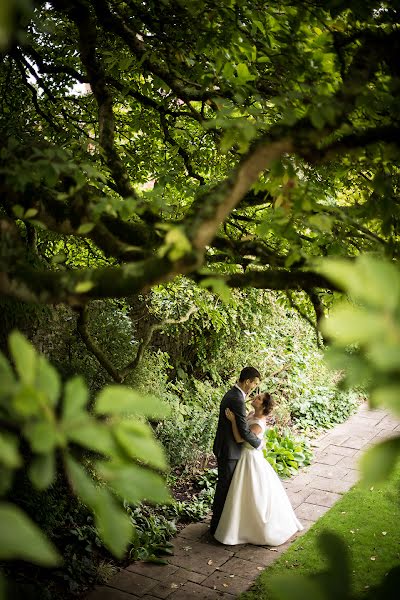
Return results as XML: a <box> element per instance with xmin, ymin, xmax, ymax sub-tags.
<box><xmin>240</xmin><ymin>466</ymin><xmax>400</xmax><ymax>600</ymax></box>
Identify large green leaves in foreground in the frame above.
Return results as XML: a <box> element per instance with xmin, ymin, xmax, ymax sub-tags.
<box><xmin>249</xmin><ymin>255</ymin><xmax>400</xmax><ymax>600</ymax></box>
<box><xmin>319</xmin><ymin>256</ymin><xmax>400</xmax><ymax>485</ymax></box>
<box><xmin>269</xmin><ymin>531</ymin><xmax>399</xmax><ymax>600</ymax></box>
<box><xmin>0</xmin><ymin>331</ymin><xmax>171</xmax><ymax>566</ymax></box>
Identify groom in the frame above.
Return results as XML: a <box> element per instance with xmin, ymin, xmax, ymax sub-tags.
<box><xmin>209</xmin><ymin>366</ymin><xmax>262</xmax><ymax>536</ymax></box>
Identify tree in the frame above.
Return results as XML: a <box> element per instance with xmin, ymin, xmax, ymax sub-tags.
<box><xmin>1</xmin><ymin>0</ymin><xmax>399</xmax><ymax>323</ymax></box>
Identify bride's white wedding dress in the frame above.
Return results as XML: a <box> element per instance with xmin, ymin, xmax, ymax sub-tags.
<box><xmin>214</xmin><ymin>416</ymin><xmax>303</xmax><ymax>546</ymax></box>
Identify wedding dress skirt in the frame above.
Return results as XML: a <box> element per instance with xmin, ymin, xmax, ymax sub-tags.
<box><xmin>214</xmin><ymin>443</ymin><xmax>303</xmax><ymax>546</ymax></box>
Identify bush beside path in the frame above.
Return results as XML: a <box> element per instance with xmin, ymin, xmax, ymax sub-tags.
<box><xmin>86</xmin><ymin>404</ymin><xmax>399</xmax><ymax>600</ymax></box>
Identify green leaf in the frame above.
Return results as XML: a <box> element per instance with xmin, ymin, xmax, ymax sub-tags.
<box><xmin>0</xmin><ymin>351</ymin><xmax>16</xmax><ymax>398</ymax></box>
<box><xmin>62</xmin><ymin>375</ymin><xmax>88</xmax><ymax>420</ymax></box>
<box><xmin>160</xmin><ymin>227</ymin><xmax>192</xmax><ymax>261</ymax></box>
<box><xmin>199</xmin><ymin>277</ymin><xmax>233</xmax><ymax>304</ymax></box>
<box><xmin>269</xmin><ymin>573</ymin><xmax>325</xmax><ymax>600</ymax></box>
<box><xmin>222</xmin><ymin>61</ymin><xmax>235</xmax><ymax>78</ymax></box>
<box><xmin>0</xmin><ymin>503</ymin><xmax>61</xmax><ymax>565</ymax></box>
<box><xmin>95</xmin><ymin>386</ymin><xmax>170</xmax><ymax>419</ymax></box>
<box><xmin>219</xmin><ymin>128</ymin><xmax>237</xmax><ymax>154</ymax></box>
<box><xmin>65</xmin><ymin>456</ymin><xmax>98</xmax><ymax>506</ymax></box>
<box><xmin>0</xmin><ymin>466</ymin><xmax>13</xmax><ymax>496</ymax></box>
<box><xmin>74</xmin><ymin>280</ymin><xmax>95</xmax><ymax>294</ymax></box>
<box><xmin>0</xmin><ymin>433</ymin><xmax>21</xmax><ymax>469</ymax></box>
<box><xmin>24</xmin><ymin>208</ymin><xmax>38</xmax><ymax>219</ymax></box>
<box><xmin>51</xmin><ymin>252</ymin><xmax>67</xmax><ymax>264</ymax></box>
<box><xmin>9</xmin><ymin>330</ymin><xmax>37</xmax><ymax>384</ymax></box>
<box><xmin>29</xmin><ymin>453</ymin><xmax>56</xmax><ymax>490</ymax></box>
<box><xmin>12</xmin><ymin>384</ymin><xmax>42</xmax><ymax>417</ymax></box>
<box><xmin>113</xmin><ymin>421</ymin><xmax>168</xmax><ymax>470</ymax></box>
<box><xmin>321</xmin><ymin>304</ymin><xmax>388</xmax><ymax>346</ymax></box>
<box><xmin>77</xmin><ymin>222</ymin><xmax>95</xmax><ymax>234</ymax></box>
<box><xmin>370</xmin><ymin>386</ymin><xmax>400</xmax><ymax>416</ymax></box>
<box><xmin>12</xmin><ymin>204</ymin><xmax>24</xmax><ymax>218</ymax></box>
<box><xmin>254</xmin><ymin>19</ymin><xmax>265</xmax><ymax>34</ymax></box>
<box><xmin>360</xmin><ymin>436</ymin><xmax>400</xmax><ymax>486</ymax></box>
<box><xmin>65</xmin><ymin>419</ymin><xmax>119</xmax><ymax>457</ymax></box>
<box><xmin>95</xmin><ymin>488</ymin><xmax>132</xmax><ymax>558</ymax></box>
<box><xmin>36</xmin><ymin>356</ymin><xmax>60</xmax><ymax>407</ymax></box>
<box><xmin>310</xmin><ymin>108</ymin><xmax>325</xmax><ymax>130</ymax></box>
<box><xmin>66</xmin><ymin>457</ymin><xmax>132</xmax><ymax>558</ymax></box>
<box><xmin>24</xmin><ymin>422</ymin><xmax>60</xmax><ymax>453</ymax></box>
<box><xmin>308</xmin><ymin>214</ymin><xmax>332</xmax><ymax>233</ymax></box>
<box><xmin>319</xmin><ymin>256</ymin><xmax>400</xmax><ymax>311</ymax></box>
<box><xmin>97</xmin><ymin>462</ymin><xmax>171</xmax><ymax>505</ymax></box>
<box><xmin>236</xmin><ymin>62</ymin><xmax>254</xmax><ymax>82</ymax></box>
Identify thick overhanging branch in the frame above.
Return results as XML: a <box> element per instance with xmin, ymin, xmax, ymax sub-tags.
<box><xmin>0</xmin><ymin>177</ymin><xmax>160</xmax><ymax>260</ymax></box>
<box><xmin>193</xmin><ymin>268</ymin><xmax>338</xmax><ymax>293</ymax></box>
<box><xmin>208</xmin><ymin>236</ymin><xmax>286</xmax><ymax>268</ymax></box>
<box><xmin>0</xmin><ymin>252</ymin><xmax>199</xmax><ymax>305</ymax></box>
<box><xmin>186</xmin><ymin>136</ymin><xmax>293</xmax><ymax>251</ymax></box>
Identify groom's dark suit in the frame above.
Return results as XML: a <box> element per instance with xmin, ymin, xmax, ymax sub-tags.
<box><xmin>210</xmin><ymin>385</ymin><xmax>261</xmax><ymax>534</ymax></box>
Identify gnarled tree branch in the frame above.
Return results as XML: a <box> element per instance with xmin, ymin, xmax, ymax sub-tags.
<box><xmin>77</xmin><ymin>303</ymin><xmax>198</xmax><ymax>382</ymax></box>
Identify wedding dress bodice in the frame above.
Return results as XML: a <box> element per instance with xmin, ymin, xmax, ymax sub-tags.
<box><xmin>243</xmin><ymin>416</ymin><xmax>267</xmax><ymax>450</ymax></box>
<box><xmin>247</xmin><ymin>417</ymin><xmax>267</xmax><ymax>439</ymax></box>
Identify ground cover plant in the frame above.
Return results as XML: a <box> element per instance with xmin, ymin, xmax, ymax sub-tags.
<box><xmin>240</xmin><ymin>465</ymin><xmax>400</xmax><ymax>600</ymax></box>
<box><xmin>263</xmin><ymin>427</ymin><xmax>312</xmax><ymax>478</ymax></box>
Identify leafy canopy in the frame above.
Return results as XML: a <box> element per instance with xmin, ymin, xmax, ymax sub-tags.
<box><xmin>0</xmin><ymin>0</ymin><xmax>399</xmax><ymax>313</ymax></box>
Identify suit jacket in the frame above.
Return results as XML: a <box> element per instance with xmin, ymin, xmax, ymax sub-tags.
<box><xmin>213</xmin><ymin>386</ymin><xmax>261</xmax><ymax>460</ymax></box>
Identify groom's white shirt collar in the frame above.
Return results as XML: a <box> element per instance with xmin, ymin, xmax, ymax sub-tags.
<box><xmin>234</xmin><ymin>383</ymin><xmax>246</xmax><ymax>400</ymax></box>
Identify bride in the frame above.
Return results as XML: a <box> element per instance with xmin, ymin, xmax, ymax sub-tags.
<box><xmin>214</xmin><ymin>392</ymin><xmax>303</xmax><ymax>546</ymax></box>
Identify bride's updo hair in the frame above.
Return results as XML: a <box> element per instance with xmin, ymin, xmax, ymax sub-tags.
<box><xmin>260</xmin><ymin>392</ymin><xmax>274</xmax><ymax>415</ymax></box>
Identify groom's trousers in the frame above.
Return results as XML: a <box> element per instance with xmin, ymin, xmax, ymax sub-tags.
<box><xmin>210</xmin><ymin>458</ymin><xmax>238</xmax><ymax>534</ymax></box>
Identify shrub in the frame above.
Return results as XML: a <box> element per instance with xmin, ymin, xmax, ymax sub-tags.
<box><xmin>125</xmin><ymin>504</ymin><xmax>176</xmax><ymax>563</ymax></box>
<box><xmin>156</xmin><ymin>407</ymin><xmax>218</xmax><ymax>471</ymax></box>
<box><xmin>264</xmin><ymin>427</ymin><xmax>313</xmax><ymax>478</ymax></box>
<box><xmin>289</xmin><ymin>388</ymin><xmax>361</xmax><ymax>433</ymax></box>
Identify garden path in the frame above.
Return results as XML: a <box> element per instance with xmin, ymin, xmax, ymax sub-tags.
<box><xmin>87</xmin><ymin>403</ymin><xmax>400</xmax><ymax>600</ymax></box>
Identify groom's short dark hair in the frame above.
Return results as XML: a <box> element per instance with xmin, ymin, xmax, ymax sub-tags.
<box><xmin>239</xmin><ymin>366</ymin><xmax>261</xmax><ymax>382</ymax></box>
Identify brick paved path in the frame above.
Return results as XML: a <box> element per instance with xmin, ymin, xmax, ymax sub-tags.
<box><xmin>87</xmin><ymin>404</ymin><xmax>400</xmax><ymax>600</ymax></box>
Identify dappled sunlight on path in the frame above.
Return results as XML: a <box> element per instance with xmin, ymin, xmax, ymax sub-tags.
<box><xmin>87</xmin><ymin>404</ymin><xmax>400</xmax><ymax>600</ymax></box>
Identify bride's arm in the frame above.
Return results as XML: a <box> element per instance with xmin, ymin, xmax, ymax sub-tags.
<box><xmin>225</xmin><ymin>408</ymin><xmax>244</xmax><ymax>442</ymax></box>
<box><xmin>226</xmin><ymin>409</ymin><xmax>263</xmax><ymax>442</ymax></box>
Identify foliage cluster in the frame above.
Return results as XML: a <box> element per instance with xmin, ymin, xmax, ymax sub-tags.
<box><xmin>264</xmin><ymin>428</ymin><xmax>313</xmax><ymax>478</ymax></box>
<box><xmin>125</xmin><ymin>503</ymin><xmax>176</xmax><ymax>564</ymax></box>
<box><xmin>0</xmin><ymin>332</ymin><xmax>170</xmax><ymax>595</ymax></box>
<box><xmin>289</xmin><ymin>388</ymin><xmax>360</xmax><ymax>433</ymax></box>
<box><xmin>320</xmin><ymin>256</ymin><xmax>400</xmax><ymax>484</ymax></box>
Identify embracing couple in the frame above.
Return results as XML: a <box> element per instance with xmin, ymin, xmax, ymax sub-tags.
<box><xmin>209</xmin><ymin>366</ymin><xmax>303</xmax><ymax>546</ymax></box>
